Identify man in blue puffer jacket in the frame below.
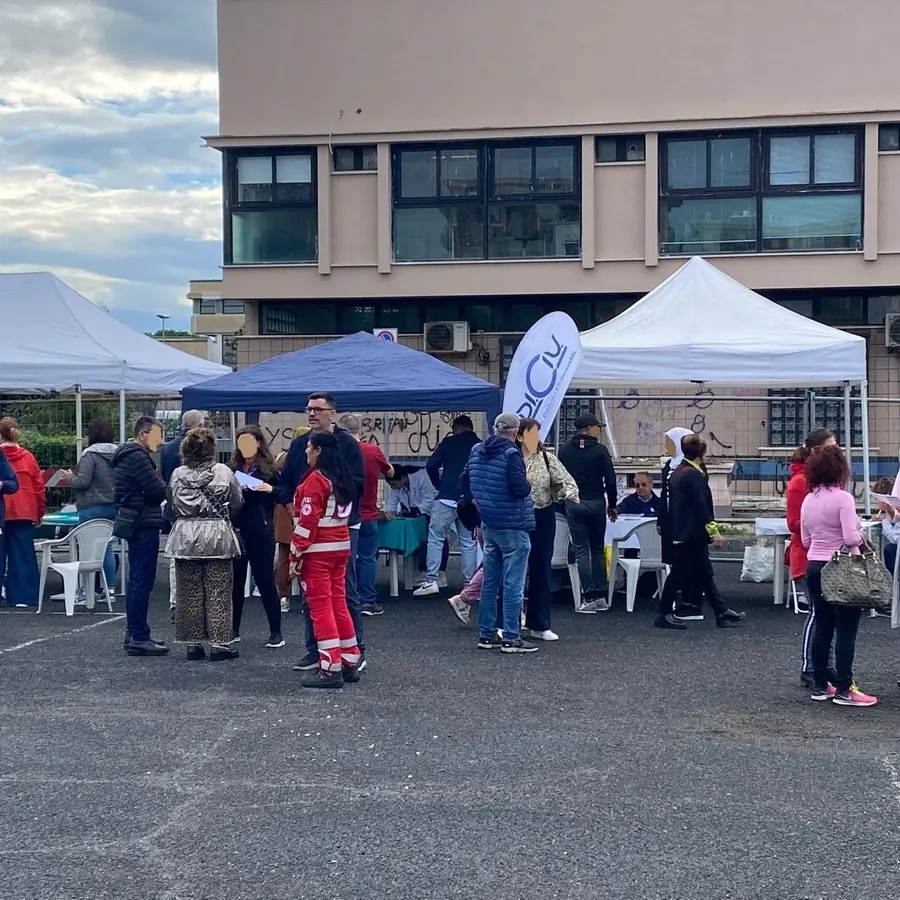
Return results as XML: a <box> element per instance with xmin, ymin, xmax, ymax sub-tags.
<box><xmin>459</xmin><ymin>412</ymin><xmax>536</xmax><ymax>654</ymax></box>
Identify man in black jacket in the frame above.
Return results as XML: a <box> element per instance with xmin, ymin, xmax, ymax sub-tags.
<box><xmin>653</xmin><ymin>435</ymin><xmax>744</xmax><ymax>630</ymax></box>
<box><xmin>275</xmin><ymin>392</ymin><xmax>366</xmax><ymax>671</ymax></box>
<box><xmin>113</xmin><ymin>416</ymin><xmax>169</xmax><ymax>656</ymax></box>
<box><xmin>558</xmin><ymin>413</ymin><xmax>618</xmax><ymax>611</ymax></box>
<box><xmin>413</xmin><ymin>415</ymin><xmax>481</xmax><ymax>597</ymax></box>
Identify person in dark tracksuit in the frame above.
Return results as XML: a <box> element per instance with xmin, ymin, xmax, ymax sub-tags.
<box><xmin>653</xmin><ymin>434</ymin><xmax>744</xmax><ymax>631</ymax></box>
<box><xmin>230</xmin><ymin>425</ymin><xmax>284</xmax><ymax>649</ymax></box>
<box><xmin>558</xmin><ymin>413</ymin><xmax>618</xmax><ymax>611</ymax></box>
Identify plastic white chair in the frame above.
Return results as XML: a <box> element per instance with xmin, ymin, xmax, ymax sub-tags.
<box><xmin>551</xmin><ymin>513</ymin><xmax>586</xmax><ymax>611</ymax></box>
<box><xmin>608</xmin><ymin>520</ymin><xmax>669</xmax><ymax>612</ymax></box>
<box><xmin>38</xmin><ymin>519</ymin><xmax>115</xmax><ymax>616</ymax></box>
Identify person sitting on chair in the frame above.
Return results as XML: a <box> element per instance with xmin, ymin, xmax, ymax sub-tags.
<box><xmin>617</xmin><ymin>472</ymin><xmax>659</xmax><ymax>518</ymax></box>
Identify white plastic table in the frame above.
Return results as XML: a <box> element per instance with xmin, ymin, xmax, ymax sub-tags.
<box><xmin>754</xmin><ymin>518</ymin><xmax>789</xmax><ymax>607</ymax></box>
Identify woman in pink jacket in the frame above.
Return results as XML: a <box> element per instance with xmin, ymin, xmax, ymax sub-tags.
<box><xmin>800</xmin><ymin>445</ymin><xmax>876</xmax><ymax>707</ymax></box>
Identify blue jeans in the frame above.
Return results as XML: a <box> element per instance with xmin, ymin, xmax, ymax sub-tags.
<box><xmin>356</xmin><ymin>520</ymin><xmax>379</xmax><ymax>606</ymax></box>
<box><xmin>78</xmin><ymin>505</ymin><xmax>116</xmax><ymax>591</ymax></box>
<box><xmin>478</xmin><ymin>525</ymin><xmax>531</xmax><ymax>641</ymax></box>
<box><xmin>305</xmin><ymin>526</ymin><xmax>364</xmax><ymax>655</ymax></box>
<box><xmin>0</xmin><ymin>520</ymin><xmax>39</xmax><ymax>606</ymax></box>
<box><xmin>125</xmin><ymin>528</ymin><xmax>159</xmax><ymax>643</ymax></box>
<box><xmin>425</xmin><ymin>502</ymin><xmax>478</xmax><ymax>583</ymax></box>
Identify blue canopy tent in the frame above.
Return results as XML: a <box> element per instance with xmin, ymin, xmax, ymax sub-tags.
<box><xmin>181</xmin><ymin>332</ymin><xmax>502</xmax><ymax>425</ymax></box>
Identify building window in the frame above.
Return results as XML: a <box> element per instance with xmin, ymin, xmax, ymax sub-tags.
<box><xmin>392</xmin><ymin>140</ymin><xmax>580</xmax><ymax>262</ymax></box>
<box><xmin>660</xmin><ymin>128</ymin><xmax>862</xmax><ymax>255</ymax></box>
<box><xmin>222</xmin><ymin>300</ymin><xmax>245</xmax><ymax>314</ymax></box>
<box><xmin>333</xmin><ymin>145</ymin><xmax>377</xmax><ymax>172</ymax></box>
<box><xmin>199</xmin><ymin>299</ymin><xmax>218</xmax><ymax>314</ymax></box>
<box><xmin>878</xmin><ymin>125</ymin><xmax>900</xmax><ymax>152</ymax></box>
<box><xmin>226</xmin><ymin>150</ymin><xmax>317</xmax><ymax>264</ymax></box>
<box><xmin>768</xmin><ymin>388</ymin><xmax>861</xmax><ymax>449</ymax></box>
<box><xmin>596</xmin><ymin>135</ymin><xmax>646</xmax><ymax>163</ymax></box>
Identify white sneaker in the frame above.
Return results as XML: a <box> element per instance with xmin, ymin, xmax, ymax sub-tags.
<box><xmin>581</xmin><ymin>598</ymin><xmax>610</xmax><ymax>613</ymax></box>
<box><xmin>530</xmin><ymin>629</ymin><xmax>559</xmax><ymax>641</ymax></box>
<box><xmin>575</xmin><ymin>602</ymin><xmax>597</xmax><ymax>615</ymax></box>
<box><xmin>447</xmin><ymin>595</ymin><xmax>470</xmax><ymax>625</ymax></box>
<box><xmin>437</xmin><ymin>573</ymin><xmax>448</xmax><ymax>589</ymax></box>
<box><xmin>280</xmin><ymin>597</ymin><xmax>290</xmax><ymax>613</ymax></box>
<box><xmin>413</xmin><ymin>581</ymin><xmax>439</xmax><ymax>597</ymax></box>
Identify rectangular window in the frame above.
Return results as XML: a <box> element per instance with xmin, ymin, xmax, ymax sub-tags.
<box><xmin>392</xmin><ymin>139</ymin><xmax>580</xmax><ymax>261</ymax></box>
<box><xmin>596</xmin><ymin>135</ymin><xmax>645</xmax><ymax>163</ymax></box>
<box><xmin>660</xmin><ymin>128</ymin><xmax>862</xmax><ymax>256</ymax></box>
<box><xmin>333</xmin><ymin>145</ymin><xmax>377</xmax><ymax>172</ymax></box>
<box><xmin>879</xmin><ymin>125</ymin><xmax>900</xmax><ymax>152</ymax></box>
<box><xmin>227</xmin><ymin>150</ymin><xmax>317</xmax><ymax>264</ymax></box>
<box><xmin>199</xmin><ymin>299</ymin><xmax>218</xmax><ymax>314</ymax></box>
<box><xmin>222</xmin><ymin>300</ymin><xmax>245</xmax><ymax>314</ymax></box>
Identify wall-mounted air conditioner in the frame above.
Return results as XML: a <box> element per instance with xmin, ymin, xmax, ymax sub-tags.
<box><xmin>424</xmin><ymin>321</ymin><xmax>471</xmax><ymax>354</ymax></box>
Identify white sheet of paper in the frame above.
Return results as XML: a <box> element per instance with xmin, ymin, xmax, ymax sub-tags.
<box><xmin>235</xmin><ymin>470</ymin><xmax>264</xmax><ymax>489</ymax></box>
<box><xmin>870</xmin><ymin>492</ymin><xmax>900</xmax><ymax>510</ymax></box>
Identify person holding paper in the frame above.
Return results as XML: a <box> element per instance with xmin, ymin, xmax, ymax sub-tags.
<box><xmin>230</xmin><ymin>426</ymin><xmax>284</xmax><ymax>649</ymax></box>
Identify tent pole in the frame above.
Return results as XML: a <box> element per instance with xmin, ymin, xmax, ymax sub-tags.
<box><xmin>861</xmin><ymin>379</ymin><xmax>871</xmax><ymax>516</ymax></box>
<box><xmin>597</xmin><ymin>389</ymin><xmax>618</xmax><ymax>458</ymax></box>
<box><xmin>75</xmin><ymin>385</ymin><xmax>84</xmax><ymax>457</ymax></box>
<box><xmin>843</xmin><ymin>382</ymin><xmax>852</xmax><ymax>492</ymax></box>
<box><xmin>230</xmin><ymin>412</ymin><xmax>237</xmax><ymax>449</ymax></box>
<box><xmin>119</xmin><ymin>389</ymin><xmax>126</xmax><ymax>443</ymax></box>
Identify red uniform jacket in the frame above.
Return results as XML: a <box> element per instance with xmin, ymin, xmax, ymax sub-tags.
<box><xmin>2</xmin><ymin>445</ymin><xmax>46</xmax><ymax>524</ymax></box>
<box><xmin>785</xmin><ymin>461</ymin><xmax>809</xmax><ymax>580</ymax></box>
<box><xmin>290</xmin><ymin>470</ymin><xmax>351</xmax><ymax>560</ymax></box>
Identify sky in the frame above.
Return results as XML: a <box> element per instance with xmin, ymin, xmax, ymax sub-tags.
<box><xmin>0</xmin><ymin>0</ymin><xmax>221</xmax><ymax>333</ymax></box>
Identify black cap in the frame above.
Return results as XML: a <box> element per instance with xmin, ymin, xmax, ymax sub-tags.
<box><xmin>574</xmin><ymin>413</ymin><xmax>602</xmax><ymax>430</ymax></box>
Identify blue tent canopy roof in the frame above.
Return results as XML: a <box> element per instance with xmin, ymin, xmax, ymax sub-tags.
<box><xmin>182</xmin><ymin>332</ymin><xmax>503</xmax><ymax>420</ymax></box>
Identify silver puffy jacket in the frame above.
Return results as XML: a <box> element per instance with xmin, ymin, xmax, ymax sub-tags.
<box><xmin>164</xmin><ymin>462</ymin><xmax>244</xmax><ymax>560</ymax></box>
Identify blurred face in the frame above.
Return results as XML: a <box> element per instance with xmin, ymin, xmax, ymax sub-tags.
<box><xmin>140</xmin><ymin>425</ymin><xmax>163</xmax><ymax>453</ymax></box>
<box><xmin>306</xmin><ymin>397</ymin><xmax>335</xmax><ymax>432</ymax></box>
<box><xmin>387</xmin><ymin>476</ymin><xmax>406</xmax><ymax>491</ymax></box>
<box><xmin>664</xmin><ymin>435</ymin><xmax>675</xmax><ymax>456</ymax></box>
<box><xmin>237</xmin><ymin>433</ymin><xmax>259</xmax><ymax>459</ymax></box>
<box><xmin>520</xmin><ymin>426</ymin><xmax>540</xmax><ymax>455</ymax></box>
<box><xmin>634</xmin><ymin>475</ymin><xmax>653</xmax><ymax>499</ymax></box>
<box><xmin>305</xmin><ymin>441</ymin><xmax>321</xmax><ymax>469</ymax></box>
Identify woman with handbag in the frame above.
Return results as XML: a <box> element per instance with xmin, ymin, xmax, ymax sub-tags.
<box><xmin>229</xmin><ymin>425</ymin><xmax>284</xmax><ymax>649</ymax></box>
<box><xmin>517</xmin><ymin>418</ymin><xmax>579</xmax><ymax>641</ymax></box>
<box><xmin>165</xmin><ymin>428</ymin><xmax>244</xmax><ymax>662</ymax></box>
<box><xmin>800</xmin><ymin>445</ymin><xmax>877</xmax><ymax>706</ymax></box>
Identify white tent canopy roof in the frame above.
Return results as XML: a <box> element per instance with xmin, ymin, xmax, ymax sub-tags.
<box><xmin>0</xmin><ymin>272</ymin><xmax>231</xmax><ymax>393</ymax></box>
<box><xmin>575</xmin><ymin>257</ymin><xmax>867</xmax><ymax>387</ymax></box>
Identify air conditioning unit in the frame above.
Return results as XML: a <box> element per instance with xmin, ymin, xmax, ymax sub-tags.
<box><xmin>424</xmin><ymin>321</ymin><xmax>470</xmax><ymax>354</ymax></box>
<box><xmin>886</xmin><ymin>314</ymin><xmax>900</xmax><ymax>349</ymax></box>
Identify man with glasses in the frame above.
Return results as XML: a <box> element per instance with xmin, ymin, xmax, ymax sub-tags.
<box><xmin>276</xmin><ymin>392</ymin><xmax>367</xmax><ymax>670</ymax></box>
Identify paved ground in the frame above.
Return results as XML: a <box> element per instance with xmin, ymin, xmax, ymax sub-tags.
<box><xmin>2</xmin><ymin>561</ymin><xmax>900</xmax><ymax>900</ymax></box>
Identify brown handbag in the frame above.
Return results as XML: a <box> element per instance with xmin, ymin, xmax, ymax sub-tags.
<box><xmin>820</xmin><ymin>542</ymin><xmax>893</xmax><ymax>608</ymax></box>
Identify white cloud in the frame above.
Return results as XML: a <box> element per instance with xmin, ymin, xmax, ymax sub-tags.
<box><xmin>0</xmin><ymin>0</ymin><xmax>221</xmax><ymax>332</ymax></box>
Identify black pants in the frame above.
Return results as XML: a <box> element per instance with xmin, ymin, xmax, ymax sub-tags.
<box><xmin>657</xmin><ymin>542</ymin><xmax>727</xmax><ymax>617</ymax></box>
<box><xmin>526</xmin><ymin>505</ymin><xmax>556</xmax><ymax>632</ymax></box>
<box><xmin>565</xmin><ymin>499</ymin><xmax>608</xmax><ymax>596</ymax></box>
<box><xmin>233</xmin><ymin>528</ymin><xmax>282</xmax><ymax>636</ymax></box>
<box><xmin>806</xmin><ymin>560</ymin><xmax>862</xmax><ymax>693</ymax></box>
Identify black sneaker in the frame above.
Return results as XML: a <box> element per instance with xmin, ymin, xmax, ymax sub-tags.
<box><xmin>654</xmin><ymin>614</ymin><xmax>687</xmax><ymax>630</ymax></box>
<box><xmin>501</xmin><ymin>638</ymin><xmax>539</xmax><ymax>654</ymax></box>
<box><xmin>716</xmin><ymin>609</ymin><xmax>745</xmax><ymax>628</ymax></box>
<box><xmin>125</xmin><ymin>639</ymin><xmax>170</xmax><ymax>657</ymax></box>
<box><xmin>265</xmin><ymin>633</ymin><xmax>285</xmax><ymax>648</ymax></box>
<box><xmin>342</xmin><ymin>664</ymin><xmax>361</xmax><ymax>684</ymax></box>
<box><xmin>358</xmin><ymin>654</ymin><xmax>367</xmax><ymax>672</ymax></box>
<box><xmin>123</xmin><ymin>632</ymin><xmax>166</xmax><ymax>649</ymax></box>
<box><xmin>301</xmin><ymin>669</ymin><xmax>344</xmax><ymax>689</ymax></box>
<box><xmin>477</xmin><ymin>634</ymin><xmax>502</xmax><ymax>650</ymax></box>
<box><xmin>209</xmin><ymin>645</ymin><xmax>239</xmax><ymax>661</ymax></box>
<box><xmin>361</xmin><ymin>603</ymin><xmax>384</xmax><ymax>617</ymax></box>
<box><xmin>186</xmin><ymin>645</ymin><xmax>206</xmax><ymax>661</ymax></box>
<box><xmin>293</xmin><ymin>652</ymin><xmax>319</xmax><ymax>671</ymax></box>
<box><xmin>673</xmin><ymin>605</ymin><xmax>704</xmax><ymax>621</ymax></box>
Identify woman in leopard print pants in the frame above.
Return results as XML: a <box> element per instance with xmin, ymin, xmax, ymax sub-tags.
<box><xmin>165</xmin><ymin>427</ymin><xmax>244</xmax><ymax>661</ymax></box>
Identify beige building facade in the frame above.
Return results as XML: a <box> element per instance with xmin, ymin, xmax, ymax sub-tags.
<box><xmin>208</xmin><ymin>0</ymin><xmax>900</xmax><ymax>492</ymax></box>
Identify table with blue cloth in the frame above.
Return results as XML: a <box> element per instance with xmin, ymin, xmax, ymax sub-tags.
<box><xmin>377</xmin><ymin>516</ymin><xmax>427</xmax><ymax>597</ymax></box>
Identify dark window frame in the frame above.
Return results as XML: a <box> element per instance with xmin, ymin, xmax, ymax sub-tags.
<box><xmin>878</xmin><ymin>124</ymin><xmax>900</xmax><ymax>152</ymax></box>
<box><xmin>333</xmin><ymin>145</ymin><xmax>378</xmax><ymax>172</ymax></box>
<box><xmin>391</xmin><ymin>138</ymin><xmax>581</xmax><ymax>262</ymax></box>
<box><xmin>595</xmin><ymin>135</ymin><xmax>646</xmax><ymax>163</ymax></box>
<box><xmin>224</xmin><ymin>147</ymin><xmax>318</xmax><ymax>265</ymax></box>
<box><xmin>659</xmin><ymin>127</ymin><xmax>864</xmax><ymax>256</ymax></box>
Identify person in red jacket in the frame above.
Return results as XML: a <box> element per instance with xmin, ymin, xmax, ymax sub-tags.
<box><xmin>786</xmin><ymin>427</ymin><xmax>835</xmax><ymax>688</ymax></box>
<box><xmin>290</xmin><ymin>431</ymin><xmax>361</xmax><ymax>688</ymax></box>
<box><xmin>0</xmin><ymin>417</ymin><xmax>46</xmax><ymax>607</ymax></box>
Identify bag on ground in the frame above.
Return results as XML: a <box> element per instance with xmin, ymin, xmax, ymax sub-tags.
<box><xmin>740</xmin><ymin>540</ymin><xmax>775</xmax><ymax>583</ymax></box>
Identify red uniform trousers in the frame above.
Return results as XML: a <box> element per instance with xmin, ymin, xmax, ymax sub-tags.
<box><xmin>299</xmin><ymin>550</ymin><xmax>360</xmax><ymax>672</ymax></box>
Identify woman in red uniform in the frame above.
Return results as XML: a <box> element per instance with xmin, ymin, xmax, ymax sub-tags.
<box><xmin>290</xmin><ymin>432</ymin><xmax>361</xmax><ymax>688</ymax></box>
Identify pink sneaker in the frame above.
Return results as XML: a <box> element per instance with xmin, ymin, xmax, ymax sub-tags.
<box><xmin>810</xmin><ymin>684</ymin><xmax>837</xmax><ymax>701</ymax></box>
<box><xmin>833</xmin><ymin>688</ymin><xmax>878</xmax><ymax>707</ymax></box>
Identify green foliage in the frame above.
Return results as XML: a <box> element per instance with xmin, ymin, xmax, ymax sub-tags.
<box><xmin>19</xmin><ymin>433</ymin><xmax>78</xmax><ymax>469</ymax></box>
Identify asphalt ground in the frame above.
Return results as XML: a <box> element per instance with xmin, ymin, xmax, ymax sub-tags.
<box><xmin>1</xmin><ymin>560</ymin><xmax>899</xmax><ymax>900</ymax></box>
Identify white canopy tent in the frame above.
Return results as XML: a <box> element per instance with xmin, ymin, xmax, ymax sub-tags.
<box><xmin>574</xmin><ymin>257</ymin><xmax>871</xmax><ymax>507</ymax></box>
<box><xmin>0</xmin><ymin>272</ymin><xmax>231</xmax><ymax>446</ymax></box>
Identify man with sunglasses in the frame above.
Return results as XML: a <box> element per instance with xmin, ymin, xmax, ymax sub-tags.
<box><xmin>276</xmin><ymin>392</ymin><xmax>366</xmax><ymax>671</ymax></box>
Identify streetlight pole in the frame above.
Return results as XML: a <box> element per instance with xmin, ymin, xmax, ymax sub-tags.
<box><xmin>156</xmin><ymin>313</ymin><xmax>170</xmax><ymax>344</ymax></box>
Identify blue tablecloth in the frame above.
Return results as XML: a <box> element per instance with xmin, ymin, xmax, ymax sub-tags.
<box><xmin>42</xmin><ymin>511</ymin><xmax>79</xmax><ymax>528</ymax></box>
<box><xmin>377</xmin><ymin>517</ymin><xmax>426</xmax><ymax>556</ymax></box>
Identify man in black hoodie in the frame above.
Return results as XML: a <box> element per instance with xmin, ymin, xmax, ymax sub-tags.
<box><xmin>112</xmin><ymin>416</ymin><xmax>169</xmax><ymax>656</ymax></box>
<box><xmin>558</xmin><ymin>413</ymin><xmax>618</xmax><ymax>611</ymax></box>
<box><xmin>413</xmin><ymin>415</ymin><xmax>481</xmax><ymax>597</ymax></box>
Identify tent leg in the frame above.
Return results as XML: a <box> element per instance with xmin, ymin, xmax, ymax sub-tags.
<box><xmin>230</xmin><ymin>412</ymin><xmax>237</xmax><ymax>449</ymax></box>
<box><xmin>75</xmin><ymin>385</ymin><xmax>84</xmax><ymax>458</ymax></box>
<box><xmin>551</xmin><ymin>407</ymin><xmax>561</xmax><ymax>451</ymax></box>
<box><xmin>861</xmin><ymin>379</ymin><xmax>871</xmax><ymax>516</ymax></box>
<box><xmin>598</xmin><ymin>389</ymin><xmax>618</xmax><ymax>458</ymax></box>
<box><xmin>843</xmin><ymin>382</ymin><xmax>853</xmax><ymax>492</ymax></box>
<box><xmin>119</xmin><ymin>389</ymin><xmax>126</xmax><ymax>443</ymax></box>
